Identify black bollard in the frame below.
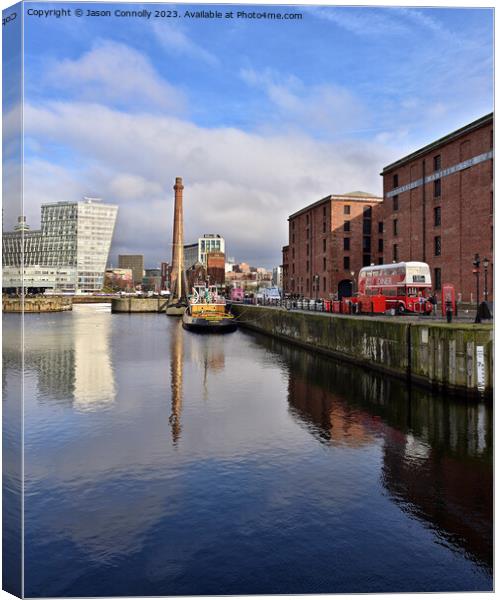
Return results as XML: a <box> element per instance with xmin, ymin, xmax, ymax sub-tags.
<box><xmin>446</xmin><ymin>300</ymin><xmax>452</xmax><ymax>323</ymax></box>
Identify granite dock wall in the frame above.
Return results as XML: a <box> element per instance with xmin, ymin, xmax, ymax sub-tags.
<box><xmin>3</xmin><ymin>297</ymin><xmax>73</xmax><ymax>313</ymax></box>
<box><xmin>231</xmin><ymin>305</ymin><xmax>493</xmax><ymax>396</ymax></box>
<box><xmin>111</xmin><ymin>297</ymin><xmax>170</xmax><ymax>313</ymax></box>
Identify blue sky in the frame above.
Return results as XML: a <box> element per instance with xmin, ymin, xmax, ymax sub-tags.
<box><xmin>4</xmin><ymin>3</ymin><xmax>494</xmax><ymax>267</ymax></box>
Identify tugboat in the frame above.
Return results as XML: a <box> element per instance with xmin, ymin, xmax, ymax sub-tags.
<box><xmin>182</xmin><ymin>284</ymin><xmax>237</xmax><ymax>333</ymax></box>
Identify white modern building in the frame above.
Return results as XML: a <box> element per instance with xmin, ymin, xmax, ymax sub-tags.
<box><xmin>272</xmin><ymin>266</ymin><xmax>283</xmax><ymax>289</ymax></box>
<box><xmin>3</xmin><ymin>198</ymin><xmax>118</xmax><ymax>293</ymax></box>
<box><xmin>184</xmin><ymin>234</ymin><xmax>225</xmax><ymax>269</ymax></box>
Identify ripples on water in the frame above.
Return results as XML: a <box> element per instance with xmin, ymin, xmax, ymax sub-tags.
<box><xmin>2</xmin><ymin>304</ymin><xmax>493</xmax><ymax>596</ymax></box>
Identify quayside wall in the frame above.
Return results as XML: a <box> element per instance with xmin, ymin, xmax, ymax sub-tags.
<box><xmin>3</xmin><ymin>297</ymin><xmax>72</xmax><ymax>313</ymax></box>
<box><xmin>231</xmin><ymin>305</ymin><xmax>493</xmax><ymax>396</ymax></box>
<box><xmin>111</xmin><ymin>297</ymin><xmax>170</xmax><ymax>313</ymax></box>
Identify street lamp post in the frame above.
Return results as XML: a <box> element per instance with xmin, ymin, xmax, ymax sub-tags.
<box><xmin>483</xmin><ymin>257</ymin><xmax>490</xmax><ymax>303</ymax></box>
<box><xmin>473</xmin><ymin>254</ymin><xmax>481</xmax><ymax>324</ymax></box>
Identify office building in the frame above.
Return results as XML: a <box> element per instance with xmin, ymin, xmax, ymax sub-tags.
<box><xmin>118</xmin><ymin>254</ymin><xmax>144</xmax><ymax>286</ymax></box>
<box><xmin>3</xmin><ymin>198</ymin><xmax>118</xmax><ymax>293</ymax></box>
<box><xmin>184</xmin><ymin>234</ymin><xmax>225</xmax><ymax>269</ymax></box>
<box><xmin>142</xmin><ymin>268</ymin><xmax>162</xmax><ymax>293</ymax></box>
<box><xmin>160</xmin><ymin>262</ymin><xmax>171</xmax><ymax>291</ymax></box>
<box><xmin>272</xmin><ymin>266</ymin><xmax>283</xmax><ymax>289</ymax></box>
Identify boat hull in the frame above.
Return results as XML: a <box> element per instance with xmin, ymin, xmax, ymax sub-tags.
<box><xmin>166</xmin><ymin>302</ymin><xmax>187</xmax><ymax>316</ymax></box>
<box><xmin>182</xmin><ymin>312</ymin><xmax>237</xmax><ymax>333</ymax></box>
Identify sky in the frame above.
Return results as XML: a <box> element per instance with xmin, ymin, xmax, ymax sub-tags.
<box><xmin>3</xmin><ymin>2</ymin><xmax>494</xmax><ymax>268</ymax></box>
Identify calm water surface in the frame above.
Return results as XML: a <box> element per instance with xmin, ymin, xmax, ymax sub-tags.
<box><xmin>3</xmin><ymin>304</ymin><xmax>493</xmax><ymax>596</ymax></box>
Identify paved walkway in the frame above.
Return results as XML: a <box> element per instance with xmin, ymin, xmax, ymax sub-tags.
<box><xmin>241</xmin><ymin>303</ymin><xmax>493</xmax><ymax>325</ymax></box>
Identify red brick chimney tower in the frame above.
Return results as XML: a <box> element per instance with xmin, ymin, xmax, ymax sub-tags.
<box><xmin>170</xmin><ymin>177</ymin><xmax>186</xmax><ymax>304</ymax></box>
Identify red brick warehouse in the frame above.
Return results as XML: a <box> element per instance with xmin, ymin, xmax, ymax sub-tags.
<box><xmin>282</xmin><ymin>192</ymin><xmax>384</xmax><ymax>299</ymax></box>
<box><xmin>282</xmin><ymin>113</ymin><xmax>493</xmax><ymax>302</ymax></box>
<box><xmin>381</xmin><ymin>113</ymin><xmax>493</xmax><ymax>302</ymax></box>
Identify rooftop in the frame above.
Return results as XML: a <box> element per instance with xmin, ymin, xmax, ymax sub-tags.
<box><xmin>381</xmin><ymin>112</ymin><xmax>493</xmax><ymax>174</ymax></box>
<box><xmin>288</xmin><ymin>191</ymin><xmax>382</xmax><ymax>220</ymax></box>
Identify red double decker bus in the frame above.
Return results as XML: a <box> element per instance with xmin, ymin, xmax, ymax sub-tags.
<box><xmin>357</xmin><ymin>261</ymin><xmax>433</xmax><ymax>315</ymax></box>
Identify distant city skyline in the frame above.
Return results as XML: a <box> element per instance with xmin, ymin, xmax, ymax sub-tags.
<box><xmin>4</xmin><ymin>3</ymin><xmax>493</xmax><ymax>268</ymax></box>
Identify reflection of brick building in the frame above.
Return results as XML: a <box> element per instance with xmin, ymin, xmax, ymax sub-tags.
<box><xmin>283</xmin><ymin>192</ymin><xmax>383</xmax><ymax>298</ymax></box>
<box><xmin>381</xmin><ymin>113</ymin><xmax>493</xmax><ymax>302</ymax></box>
<box><xmin>207</xmin><ymin>251</ymin><xmax>225</xmax><ymax>287</ymax></box>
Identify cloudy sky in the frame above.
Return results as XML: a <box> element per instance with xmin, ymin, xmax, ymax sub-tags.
<box><xmin>4</xmin><ymin>3</ymin><xmax>494</xmax><ymax>267</ymax></box>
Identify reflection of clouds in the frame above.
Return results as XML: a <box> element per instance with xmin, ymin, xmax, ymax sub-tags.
<box><xmin>73</xmin><ymin>304</ymin><xmax>116</xmax><ymax>412</ymax></box>
<box><xmin>29</xmin><ymin>475</ymin><xmax>188</xmax><ymax>569</ymax></box>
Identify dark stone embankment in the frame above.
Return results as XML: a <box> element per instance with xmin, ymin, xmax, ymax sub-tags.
<box><xmin>231</xmin><ymin>304</ymin><xmax>493</xmax><ymax>396</ymax></box>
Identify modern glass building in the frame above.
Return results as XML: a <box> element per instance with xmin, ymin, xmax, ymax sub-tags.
<box><xmin>183</xmin><ymin>234</ymin><xmax>225</xmax><ymax>269</ymax></box>
<box><xmin>3</xmin><ymin>198</ymin><xmax>118</xmax><ymax>293</ymax></box>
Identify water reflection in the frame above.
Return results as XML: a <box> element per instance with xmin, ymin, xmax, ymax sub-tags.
<box><xmin>260</xmin><ymin>335</ymin><xmax>493</xmax><ymax>573</ymax></box>
<box><xmin>73</xmin><ymin>305</ymin><xmax>116</xmax><ymax>411</ymax></box>
<box><xmin>169</xmin><ymin>319</ymin><xmax>183</xmax><ymax>445</ymax></box>
<box><xmin>20</xmin><ymin>304</ymin><xmax>116</xmax><ymax>411</ymax></box>
<box><xmin>2</xmin><ymin>309</ymin><xmax>493</xmax><ymax>596</ymax></box>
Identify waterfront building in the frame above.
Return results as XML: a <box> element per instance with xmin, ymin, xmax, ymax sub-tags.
<box><xmin>184</xmin><ymin>234</ymin><xmax>225</xmax><ymax>269</ymax></box>
<box><xmin>142</xmin><ymin>268</ymin><xmax>162</xmax><ymax>293</ymax></box>
<box><xmin>160</xmin><ymin>262</ymin><xmax>171</xmax><ymax>291</ymax></box>
<box><xmin>184</xmin><ymin>243</ymin><xmax>199</xmax><ymax>270</ymax></box>
<box><xmin>381</xmin><ymin>113</ymin><xmax>493</xmax><ymax>302</ymax></box>
<box><xmin>225</xmin><ymin>256</ymin><xmax>236</xmax><ymax>273</ymax></box>
<box><xmin>118</xmin><ymin>254</ymin><xmax>145</xmax><ymax>286</ymax></box>
<box><xmin>3</xmin><ymin>198</ymin><xmax>118</xmax><ymax>293</ymax></box>
<box><xmin>206</xmin><ymin>251</ymin><xmax>226</xmax><ymax>287</ymax></box>
<box><xmin>282</xmin><ymin>192</ymin><xmax>383</xmax><ymax>298</ymax></box>
<box><xmin>104</xmin><ymin>268</ymin><xmax>133</xmax><ymax>291</ymax></box>
<box><xmin>186</xmin><ymin>262</ymin><xmax>207</xmax><ymax>290</ymax></box>
<box><xmin>272</xmin><ymin>266</ymin><xmax>283</xmax><ymax>289</ymax></box>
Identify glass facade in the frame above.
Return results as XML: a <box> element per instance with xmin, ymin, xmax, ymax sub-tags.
<box><xmin>2</xmin><ymin>198</ymin><xmax>118</xmax><ymax>292</ymax></box>
<box><xmin>197</xmin><ymin>234</ymin><xmax>225</xmax><ymax>266</ymax></box>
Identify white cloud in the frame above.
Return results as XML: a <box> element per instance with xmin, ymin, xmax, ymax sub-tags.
<box><xmin>46</xmin><ymin>40</ymin><xmax>186</xmax><ymax>113</ymax></box>
<box><xmin>239</xmin><ymin>68</ymin><xmax>369</xmax><ymax>137</ymax></box>
<box><xmin>23</xmin><ymin>101</ymin><xmax>392</xmax><ymax>267</ymax></box>
<box><xmin>307</xmin><ymin>7</ymin><xmax>410</xmax><ymax>36</ymax></box>
<box><xmin>152</xmin><ymin>22</ymin><xmax>218</xmax><ymax>66</ymax></box>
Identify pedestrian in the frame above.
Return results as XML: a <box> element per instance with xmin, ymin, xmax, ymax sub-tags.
<box><xmin>430</xmin><ymin>292</ymin><xmax>438</xmax><ymax>317</ymax></box>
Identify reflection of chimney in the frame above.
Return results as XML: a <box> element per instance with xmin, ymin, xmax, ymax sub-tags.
<box><xmin>169</xmin><ymin>320</ymin><xmax>183</xmax><ymax>445</ymax></box>
<box><xmin>170</xmin><ymin>177</ymin><xmax>185</xmax><ymax>301</ymax></box>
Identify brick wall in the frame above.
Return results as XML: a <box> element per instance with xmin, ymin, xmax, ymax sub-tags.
<box><xmin>382</xmin><ymin>115</ymin><xmax>493</xmax><ymax>302</ymax></box>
